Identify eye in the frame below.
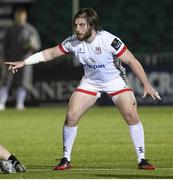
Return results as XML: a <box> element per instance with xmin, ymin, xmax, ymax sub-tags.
<box><xmin>73</xmin><ymin>23</ymin><xmax>77</xmax><ymax>29</ymax></box>
<box><xmin>80</xmin><ymin>23</ymin><xmax>85</xmax><ymax>28</ymax></box>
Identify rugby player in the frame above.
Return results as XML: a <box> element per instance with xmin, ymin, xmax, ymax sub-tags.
<box><xmin>5</xmin><ymin>8</ymin><xmax>161</xmax><ymax>170</ymax></box>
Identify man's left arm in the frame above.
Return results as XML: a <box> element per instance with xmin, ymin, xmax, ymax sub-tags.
<box><xmin>118</xmin><ymin>49</ymin><xmax>161</xmax><ymax>100</ymax></box>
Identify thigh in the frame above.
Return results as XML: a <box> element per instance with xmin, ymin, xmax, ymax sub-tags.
<box><xmin>1</xmin><ymin>66</ymin><xmax>13</xmax><ymax>87</ymax></box>
<box><xmin>67</xmin><ymin>91</ymin><xmax>98</xmax><ymax>118</ymax></box>
<box><xmin>13</xmin><ymin>69</ymin><xmax>24</xmax><ymax>87</ymax></box>
<box><xmin>65</xmin><ymin>91</ymin><xmax>98</xmax><ymax>126</ymax></box>
<box><xmin>69</xmin><ymin>79</ymin><xmax>101</xmax><ymax>117</ymax></box>
<box><xmin>115</xmin><ymin>91</ymin><xmax>140</xmax><ymax>124</ymax></box>
<box><xmin>22</xmin><ymin>66</ymin><xmax>32</xmax><ymax>87</ymax></box>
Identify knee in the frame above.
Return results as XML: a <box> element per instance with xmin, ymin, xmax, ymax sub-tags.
<box><xmin>123</xmin><ymin>110</ymin><xmax>139</xmax><ymax>125</ymax></box>
<box><xmin>65</xmin><ymin>110</ymin><xmax>79</xmax><ymax>126</ymax></box>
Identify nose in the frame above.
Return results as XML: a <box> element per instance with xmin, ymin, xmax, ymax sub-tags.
<box><xmin>76</xmin><ymin>24</ymin><xmax>82</xmax><ymax>33</ymax></box>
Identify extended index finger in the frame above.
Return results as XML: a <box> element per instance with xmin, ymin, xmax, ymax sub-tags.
<box><xmin>4</xmin><ymin>62</ymin><xmax>15</xmax><ymax>65</ymax></box>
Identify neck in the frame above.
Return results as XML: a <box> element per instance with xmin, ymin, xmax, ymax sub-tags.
<box><xmin>85</xmin><ymin>30</ymin><xmax>97</xmax><ymax>43</ymax></box>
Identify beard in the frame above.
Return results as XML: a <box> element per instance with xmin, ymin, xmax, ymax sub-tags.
<box><xmin>76</xmin><ymin>27</ymin><xmax>92</xmax><ymax>41</ymax></box>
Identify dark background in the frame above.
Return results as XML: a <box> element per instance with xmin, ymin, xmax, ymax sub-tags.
<box><xmin>0</xmin><ymin>0</ymin><xmax>173</xmax><ymax>106</ymax></box>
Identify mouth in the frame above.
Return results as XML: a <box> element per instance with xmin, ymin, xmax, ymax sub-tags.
<box><xmin>76</xmin><ymin>33</ymin><xmax>83</xmax><ymax>36</ymax></box>
<box><xmin>76</xmin><ymin>34</ymin><xmax>84</xmax><ymax>40</ymax></box>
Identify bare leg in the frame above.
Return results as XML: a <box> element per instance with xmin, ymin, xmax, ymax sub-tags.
<box><xmin>16</xmin><ymin>87</ymin><xmax>27</xmax><ymax>110</ymax></box>
<box><xmin>0</xmin><ymin>87</ymin><xmax>9</xmax><ymax>110</ymax></box>
<box><xmin>0</xmin><ymin>144</ymin><xmax>11</xmax><ymax>160</ymax></box>
<box><xmin>0</xmin><ymin>144</ymin><xmax>26</xmax><ymax>173</ymax></box>
<box><xmin>63</xmin><ymin>91</ymin><xmax>97</xmax><ymax>161</ymax></box>
<box><xmin>65</xmin><ymin>91</ymin><xmax>98</xmax><ymax>127</ymax></box>
<box><xmin>113</xmin><ymin>92</ymin><xmax>145</xmax><ymax>163</ymax></box>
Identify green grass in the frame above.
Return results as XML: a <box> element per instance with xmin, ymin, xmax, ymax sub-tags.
<box><xmin>0</xmin><ymin>106</ymin><xmax>173</xmax><ymax>178</ymax></box>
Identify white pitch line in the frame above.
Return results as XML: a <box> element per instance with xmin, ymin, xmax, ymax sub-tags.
<box><xmin>70</xmin><ymin>168</ymin><xmax>128</xmax><ymax>171</ymax></box>
<box><xmin>68</xmin><ymin>167</ymin><xmax>173</xmax><ymax>171</ymax></box>
<box><xmin>27</xmin><ymin>167</ymin><xmax>173</xmax><ymax>171</ymax></box>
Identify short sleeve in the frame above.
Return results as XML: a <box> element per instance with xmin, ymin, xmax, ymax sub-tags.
<box><xmin>110</xmin><ymin>36</ymin><xmax>127</xmax><ymax>57</ymax></box>
<box><xmin>57</xmin><ymin>36</ymin><xmax>73</xmax><ymax>54</ymax></box>
<box><xmin>102</xmin><ymin>31</ymin><xmax>127</xmax><ymax>58</ymax></box>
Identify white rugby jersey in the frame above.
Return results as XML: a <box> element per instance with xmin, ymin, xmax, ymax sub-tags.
<box><xmin>58</xmin><ymin>30</ymin><xmax>127</xmax><ymax>83</ymax></box>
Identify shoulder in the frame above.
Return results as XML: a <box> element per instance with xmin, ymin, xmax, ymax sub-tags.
<box><xmin>62</xmin><ymin>34</ymin><xmax>80</xmax><ymax>46</ymax></box>
<box><xmin>98</xmin><ymin>30</ymin><xmax>119</xmax><ymax>46</ymax></box>
<box><xmin>5</xmin><ymin>24</ymin><xmax>15</xmax><ymax>32</ymax></box>
<box><xmin>100</xmin><ymin>30</ymin><xmax>124</xmax><ymax>45</ymax></box>
<box><xmin>63</xmin><ymin>34</ymin><xmax>77</xmax><ymax>42</ymax></box>
<box><xmin>98</xmin><ymin>30</ymin><xmax>120</xmax><ymax>44</ymax></box>
<box><xmin>98</xmin><ymin>30</ymin><xmax>125</xmax><ymax>54</ymax></box>
<box><xmin>99</xmin><ymin>30</ymin><xmax>116</xmax><ymax>39</ymax></box>
<box><xmin>25</xmin><ymin>23</ymin><xmax>38</xmax><ymax>33</ymax></box>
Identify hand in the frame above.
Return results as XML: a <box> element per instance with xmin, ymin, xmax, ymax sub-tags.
<box><xmin>4</xmin><ymin>61</ymin><xmax>25</xmax><ymax>74</ymax></box>
<box><xmin>142</xmin><ymin>85</ymin><xmax>161</xmax><ymax>100</ymax></box>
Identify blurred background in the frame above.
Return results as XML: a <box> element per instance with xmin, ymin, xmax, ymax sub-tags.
<box><xmin>0</xmin><ymin>0</ymin><xmax>173</xmax><ymax>107</ymax></box>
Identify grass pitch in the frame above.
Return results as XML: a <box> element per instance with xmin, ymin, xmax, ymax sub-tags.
<box><xmin>0</xmin><ymin>105</ymin><xmax>173</xmax><ymax>178</ymax></box>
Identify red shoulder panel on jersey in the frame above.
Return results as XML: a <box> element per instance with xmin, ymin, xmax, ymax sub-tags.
<box><xmin>57</xmin><ymin>44</ymin><xmax>70</xmax><ymax>54</ymax></box>
<box><xmin>116</xmin><ymin>45</ymin><xmax>127</xmax><ymax>57</ymax></box>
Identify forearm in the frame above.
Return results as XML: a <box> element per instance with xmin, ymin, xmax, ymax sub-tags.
<box><xmin>24</xmin><ymin>46</ymin><xmax>63</xmax><ymax>65</ymax></box>
<box><xmin>24</xmin><ymin>51</ymin><xmax>45</xmax><ymax>65</ymax></box>
<box><xmin>129</xmin><ymin>59</ymin><xmax>151</xmax><ymax>87</ymax></box>
<box><xmin>120</xmin><ymin>49</ymin><xmax>151</xmax><ymax>88</ymax></box>
<box><xmin>119</xmin><ymin>49</ymin><xmax>161</xmax><ymax>99</ymax></box>
<box><xmin>42</xmin><ymin>47</ymin><xmax>59</xmax><ymax>61</ymax></box>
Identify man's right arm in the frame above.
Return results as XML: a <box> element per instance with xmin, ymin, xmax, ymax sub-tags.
<box><xmin>4</xmin><ymin>45</ymin><xmax>66</xmax><ymax>73</ymax></box>
<box><xmin>42</xmin><ymin>45</ymin><xmax>65</xmax><ymax>61</ymax></box>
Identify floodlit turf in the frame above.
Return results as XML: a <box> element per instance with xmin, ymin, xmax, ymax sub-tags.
<box><xmin>0</xmin><ymin>105</ymin><xmax>173</xmax><ymax>178</ymax></box>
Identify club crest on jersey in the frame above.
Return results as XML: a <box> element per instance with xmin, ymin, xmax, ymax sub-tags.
<box><xmin>111</xmin><ymin>38</ymin><xmax>122</xmax><ymax>50</ymax></box>
<box><xmin>95</xmin><ymin>46</ymin><xmax>102</xmax><ymax>54</ymax></box>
